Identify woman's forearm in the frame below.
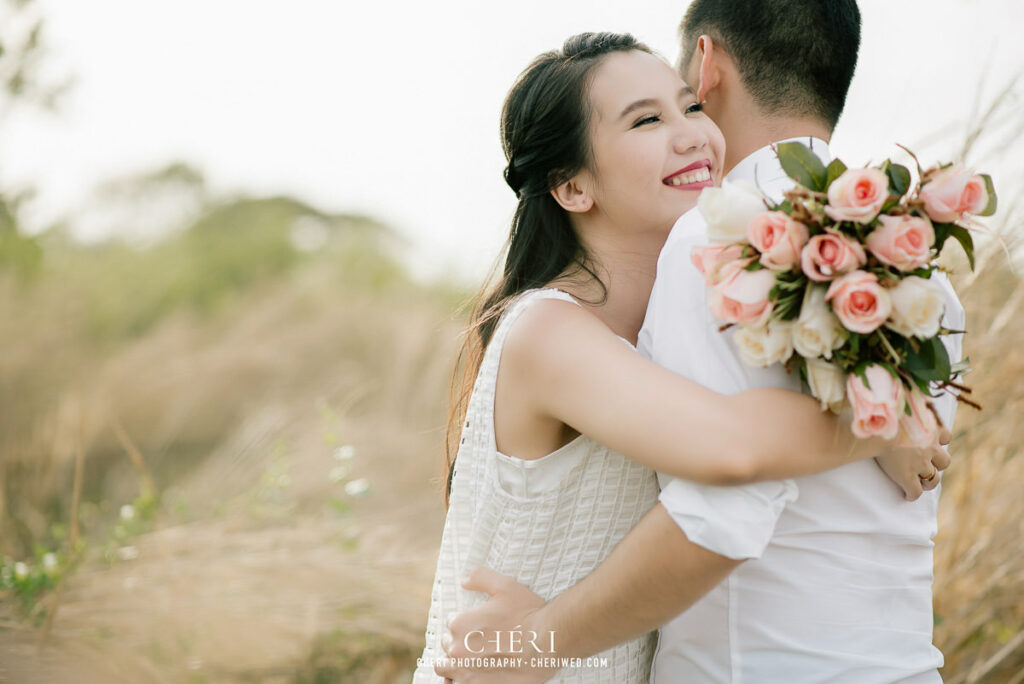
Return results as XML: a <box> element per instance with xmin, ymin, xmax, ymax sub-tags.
<box><xmin>726</xmin><ymin>387</ymin><xmax>886</xmax><ymax>482</ymax></box>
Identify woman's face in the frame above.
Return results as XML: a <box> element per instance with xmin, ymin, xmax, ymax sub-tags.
<box><xmin>578</xmin><ymin>50</ymin><xmax>725</xmax><ymax>233</ymax></box>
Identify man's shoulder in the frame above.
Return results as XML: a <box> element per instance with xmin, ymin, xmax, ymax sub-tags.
<box><xmin>660</xmin><ymin>208</ymin><xmax>708</xmax><ymax>261</ymax></box>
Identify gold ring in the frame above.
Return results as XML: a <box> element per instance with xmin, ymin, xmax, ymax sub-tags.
<box><xmin>921</xmin><ymin>468</ymin><xmax>938</xmax><ymax>483</ymax></box>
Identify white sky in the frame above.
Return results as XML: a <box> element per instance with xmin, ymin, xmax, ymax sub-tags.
<box><xmin>3</xmin><ymin>0</ymin><xmax>1022</xmax><ymax>281</ymax></box>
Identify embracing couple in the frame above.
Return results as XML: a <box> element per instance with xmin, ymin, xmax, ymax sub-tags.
<box><xmin>415</xmin><ymin>1</ymin><xmax>963</xmax><ymax>682</ymax></box>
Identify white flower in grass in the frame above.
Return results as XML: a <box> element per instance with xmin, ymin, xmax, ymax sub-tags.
<box><xmin>344</xmin><ymin>478</ymin><xmax>371</xmax><ymax>497</ymax></box>
<box><xmin>329</xmin><ymin>464</ymin><xmax>351</xmax><ymax>484</ymax></box>
<box><xmin>334</xmin><ymin>445</ymin><xmax>357</xmax><ymax>461</ymax></box>
<box><xmin>120</xmin><ymin>504</ymin><xmax>136</xmax><ymax>521</ymax></box>
<box><xmin>14</xmin><ymin>561</ymin><xmax>29</xmax><ymax>580</ymax></box>
<box><xmin>42</xmin><ymin>553</ymin><xmax>58</xmax><ymax>574</ymax></box>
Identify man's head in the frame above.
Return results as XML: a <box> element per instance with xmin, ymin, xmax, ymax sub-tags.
<box><xmin>679</xmin><ymin>0</ymin><xmax>861</xmax><ymax>132</ymax></box>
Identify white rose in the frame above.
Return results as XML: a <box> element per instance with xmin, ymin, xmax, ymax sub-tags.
<box><xmin>884</xmin><ymin>275</ymin><xmax>945</xmax><ymax>339</ymax></box>
<box><xmin>804</xmin><ymin>357</ymin><xmax>847</xmax><ymax>413</ymax></box>
<box><xmin>793</xmin><ymin>286</ymin><xmax>847</xmax><ymax>359</ymax></box>
<box><xmin>698</xmin><ymin>179</ymin><xmax>769</xmax><ymax>244</ymax></box>
<box><xmin>733</xmin><ymin>321</ymin><xmax>794</xmax><ymax>368</ymax></box>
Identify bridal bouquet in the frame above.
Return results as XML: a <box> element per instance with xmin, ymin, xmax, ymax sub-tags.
<box><xmin>693</xmin><ymin>142</ymin><xmax>995</xmax><ymax>446</ymax></box>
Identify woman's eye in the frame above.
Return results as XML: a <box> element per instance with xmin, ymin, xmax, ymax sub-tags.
<box><xmin>632</xmin><ymin>114</ymin><xmax>661</xmax><ymax>128</ymax></box>
<box><xmin>685</xmin><ymin>102</ymin><xmax>704</xmax><ymax>115</ymax></box>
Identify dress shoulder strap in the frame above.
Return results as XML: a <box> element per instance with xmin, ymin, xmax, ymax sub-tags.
<box><xmin>488</xmin><ymin>288</ymin><xmax>580</xmax><ymax>355</ymax></box>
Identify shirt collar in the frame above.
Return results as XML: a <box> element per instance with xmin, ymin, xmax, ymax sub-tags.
<box><xmin>726</xmin><ymin>136</ymin><xmax>831</xmax><ymax>187</ymax></box>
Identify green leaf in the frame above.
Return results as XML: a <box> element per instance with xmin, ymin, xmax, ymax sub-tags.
<box><xmin>947</xmin><ymin>224</ymin><xmax>976</xmax><ymax>270</ymax></box>
<box><xmin>932</xmin><ymin>222</ymin><xmax>952</xmax><ymax>252</ymax></box>
<box><xmin>909</xmin><ymin>373</ymin><xmax>933</xmax><ymax>397</ymax></box>
<box><xmin>882</xmin><ymin>161</ymin><xmax>911</xmax><ymax>197</ymax></box>
<box><xmin>852</xmin><ymin>360</ymin><xmax>871</xmax><ymax>387</ymax></box>
<box><xmin>825</xmin><ymin>159</ymin><xmax>848</xmax><ymax>189</ymax></box>
<box><xmin>978</xmin><ymin>174</ymin><xmax>997</xmax><ymax>217</ymax></box>
<box><xmin>905</xmin><ymin>337</ymin><xmax>951</xmax><ymax>382</ymax></box>
<box><xmin>776</xmin><ymin>142</ymin><xmax>827</xmax><ymax>191</ymax></box>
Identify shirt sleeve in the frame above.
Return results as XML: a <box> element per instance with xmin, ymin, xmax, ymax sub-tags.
<box><xmin>639</xmin><ymin>210</ymin><xmax>798</xmax><ymax>561</ymax></box>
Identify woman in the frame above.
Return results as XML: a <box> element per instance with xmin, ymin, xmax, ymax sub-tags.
<box><xmin>414</xmin><ymin>33</ymin><xmax>946</xmax><ymax>683</ymax></box>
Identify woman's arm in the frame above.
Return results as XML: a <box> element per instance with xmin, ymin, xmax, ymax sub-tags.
<box><xmin>503</xmin><ymin>299</ymin><xmax>943</xmax><ymax>486</ymax></box>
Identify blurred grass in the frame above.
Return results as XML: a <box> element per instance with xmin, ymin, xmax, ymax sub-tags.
<box><xmin>0</xmin><ymin>187</ymin><xmax>464</xmax><ymax>682</ymax></box>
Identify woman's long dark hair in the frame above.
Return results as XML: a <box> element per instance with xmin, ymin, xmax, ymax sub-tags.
<box><xmin>443</xmin><ymin>32</ymin><xmax>652</xmax><ymax>505</ymax></box>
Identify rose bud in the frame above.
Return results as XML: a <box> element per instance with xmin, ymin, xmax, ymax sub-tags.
<box><xmin>865</xmin><ymin>214</ymin><xmax>935</xmax><ymax>272</ymax></box>
<box><xmin>824</xmin><ymin>168</ymin><xmax>889</xmax><ymax>224</ymax></box>
<box><xmin>825</xmin><ymin>270</ymin><xmax>893</xmax><ymax>335</ymax></box>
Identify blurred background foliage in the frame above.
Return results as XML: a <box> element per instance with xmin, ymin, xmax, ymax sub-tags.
<box><xmin>0</xmin><ymin>1</ymin><xmax>1021</xmax><ymax>683</ymax></box>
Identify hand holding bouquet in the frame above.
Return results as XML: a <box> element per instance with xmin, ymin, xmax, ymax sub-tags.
<box><xmin>694</xmin><ymin>142</ymin><xmax>996</xmax><ymax>446</ymax></box>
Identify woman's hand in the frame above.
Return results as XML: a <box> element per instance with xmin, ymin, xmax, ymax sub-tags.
<box><xmin>874</xmin><ymin>427</ymin><xmax>953</xmax><ymax>501</ymax></box>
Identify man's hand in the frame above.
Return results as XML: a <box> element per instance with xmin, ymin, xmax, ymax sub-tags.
<box><xmin>434</xmin><ymin>567</ymin><xmax>559</xmax><ymax>683</ymax></box>
<box><xmin>874</xmin><ymin>426</ymin><xmax>952</xmax><ymax>500</ymax></box>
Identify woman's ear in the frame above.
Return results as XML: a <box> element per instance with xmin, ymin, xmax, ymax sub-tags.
<box><xmin>550</xmin><ymin>175</ymin><xmax>594</xmax><ymax>213</ymax></box>
<box><xmin>695</xmin><ymin>35</ymin><xmax>721</xmax><ymax>104</ymax></box>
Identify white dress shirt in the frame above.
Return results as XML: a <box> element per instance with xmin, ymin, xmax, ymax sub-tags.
<box><xmin>638</xmin><ymin>137</ymin><xmax>963</xmax><ymax>683</ymax></box>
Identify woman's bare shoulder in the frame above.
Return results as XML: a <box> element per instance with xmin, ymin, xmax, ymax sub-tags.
<box><xmin>501</xmin><ymin>295</ymin><xmax>622</xmax><ymax>380</ymax></box>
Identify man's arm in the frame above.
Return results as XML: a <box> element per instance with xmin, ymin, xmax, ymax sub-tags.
<box><xmin>436</xmin><ymin>504</ymin><xmax>739</xmax><ymax>682</ymax></box>
<box><xmin>526</xmin><ymin>503</ymin><xmax>741</xmax><ymax>656</ymax></box>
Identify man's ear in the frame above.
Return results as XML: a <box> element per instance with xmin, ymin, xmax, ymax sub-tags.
<box><xmin>550</xmin><ymin>176</ymin><xmax>594</xmax><ymax>214</ymax></box>
<box><xmin>695</xmin><ymin>35</ymin><xmax>721</xmax><ymax>104</ymax></box>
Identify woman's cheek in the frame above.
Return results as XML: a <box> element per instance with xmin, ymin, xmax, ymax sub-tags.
<box><xmin>706</xmin><ymin>121</ymin><xmax>727</xmax><ymax>181</ymax></box>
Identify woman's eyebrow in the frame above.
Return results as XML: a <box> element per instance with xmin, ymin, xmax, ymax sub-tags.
<box><xmin>617</xmin><ymin>86</ymin><xmax>696</xmax><ymax>121</ymax></box>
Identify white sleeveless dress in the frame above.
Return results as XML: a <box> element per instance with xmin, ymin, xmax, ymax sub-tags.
<box><xmin>412</xmin><ymin>288</ymin><xmax>660</xmax><ymax>683</ymax></box>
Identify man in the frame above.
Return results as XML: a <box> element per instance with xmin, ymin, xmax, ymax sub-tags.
<box><xmin>436</xmin><ymin>1</ymin><xmax>963</xmax><ymax>681</ymax></box>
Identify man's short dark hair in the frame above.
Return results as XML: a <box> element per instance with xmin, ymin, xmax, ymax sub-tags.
<box><xmin>680</xmin><ymin>0</ymin><xmax>861</xmax><ymax>129</ymax></box>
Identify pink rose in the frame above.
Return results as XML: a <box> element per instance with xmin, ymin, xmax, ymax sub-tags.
<box><xmin>865</xmin><ymin>214</ymin><xmax>935</xmax><ymax>271</ymax></box>
<box><xmin>800</xmin><ymin>231</ymin><xmax>867</xmax><ymax>282</ymax></box>
<box><xmin>847</xmin><ymin>365</ymin><xmax>903</xmax><ymax>440</ymax></box>
<box><xmin>897</xmin><ymin>385</ymin><xmax>940</xmax><ymax>448</ymax></box>
<box><xmin>708</xmin><ymin>266</ymin><xmax>776</xmax><ymax>326</ymax></box>
<box><xmin>824</xmin><ymin>168</ymin><xmax>890</xmax><ymax>224</ymax></box>
<box><xmin>825</xmin><ymin>270</ymin><xmax>892</xmax><ymax>334</ymax></box>
<box><xmin>747</xmin><ymin>211</ymin><xmax>810</xmax><ymax>271</ymax></box>
<box><xmin>920</xmin><ymin>166</ymin><xmax>989</xmax><ymax>223</ymax></box>
<box><xmin>691</xmin><ymin>244</ymin><xmax>746</xmax><ymax>286</ymax></box>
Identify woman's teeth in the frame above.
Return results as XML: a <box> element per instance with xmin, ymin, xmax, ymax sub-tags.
<box><xmin>666</xmin><ymin>166</ymin><xmax>711</xmax><ymax>186</ymax></box>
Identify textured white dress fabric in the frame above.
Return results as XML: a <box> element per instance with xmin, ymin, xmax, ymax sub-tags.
<box><xmin>412</xmin><ymin>288</ymin><xmax>660</xmax><ymax>683</ymax></box>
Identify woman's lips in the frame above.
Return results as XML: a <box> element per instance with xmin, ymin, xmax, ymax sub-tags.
<box><xmin>663</xmin><ymin>159</ymin><xmax>713</xmax><ymax>189</ymax></box>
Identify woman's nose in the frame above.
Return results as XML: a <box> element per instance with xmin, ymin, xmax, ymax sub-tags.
<box><xmin>671</xmin><ymin>116</ymin><xmax>707</xmax><ymax>155</ymax></box>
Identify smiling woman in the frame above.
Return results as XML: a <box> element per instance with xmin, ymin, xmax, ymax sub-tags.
<box><xmin>414</xmin><ymin>30</ymin><xmax>946</xmax><ymax>684</ymax></box>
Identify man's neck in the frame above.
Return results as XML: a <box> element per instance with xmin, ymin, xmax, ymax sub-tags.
<box><xmin>719</xmin><ymin>112</ymin><xmax>832</xmax><ymax>175</ymax></box>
